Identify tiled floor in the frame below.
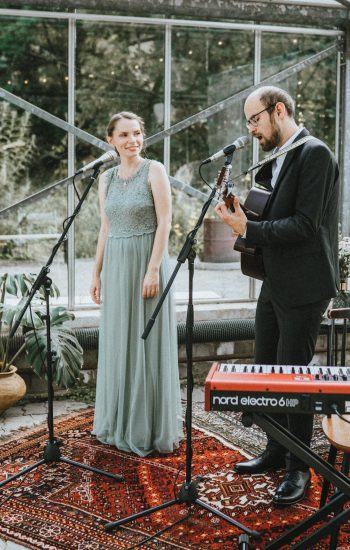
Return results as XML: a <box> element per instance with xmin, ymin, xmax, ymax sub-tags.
<box><xmin>0</xmin><ymin>400</ymin><xmax>89</xmax><ymax>441</ymax></box>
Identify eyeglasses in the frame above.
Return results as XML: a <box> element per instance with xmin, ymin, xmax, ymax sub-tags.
<box><xmin>245</xmin><ymin>103</ymin><xmax>276</xmax><ymax>129</ymax></box>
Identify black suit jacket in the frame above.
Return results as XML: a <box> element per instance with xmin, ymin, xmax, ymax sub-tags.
<box><xmin>245</xmin><ymin>128</ymin><xmax>340</xmax><ymax>307</ymax></box>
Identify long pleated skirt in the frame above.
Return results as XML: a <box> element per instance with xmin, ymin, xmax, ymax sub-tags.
<box><xmin>92</xmin><ymin>232</ymin><xmax>183</xmax><ymax>456</ymax></box>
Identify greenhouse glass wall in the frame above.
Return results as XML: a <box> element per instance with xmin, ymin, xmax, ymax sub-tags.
<box><xmin>0</xmin><ymin>6</ymin><xmax>345</xmax><ymax>307</ymax></box>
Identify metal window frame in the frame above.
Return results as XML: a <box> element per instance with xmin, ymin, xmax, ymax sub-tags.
<box><xmin>0</xmin><ymin>8</ymin><xmax>344</xmax><ymax>35</ymax></box>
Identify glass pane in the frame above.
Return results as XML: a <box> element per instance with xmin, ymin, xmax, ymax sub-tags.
<box><xmin>0</xmin><ymin>16</ymin><xmax>69</xmax><ymax>303</ymax></box>
<box><xmin>261</xmin><ymin>33</ymin><xmax>335</xmax><ymax>80</ymax></box>
<box><xmin>170</xmin><ymin>26</ymin><xmax>254</xmax><ymax>301</ymax></box>
<box><xmin>75</xmin><ymin>21</ymin><xmax>165</xmax><ymax>166</ymax></box>
<box><xmin>261</xmin><ymin>33</ymin><xmax>337</xmax><ymax>150</ymax></box>
<box><xmin>171</xmin><ymin>28</ymin><xmax>254</xmax><ymax>123</ymax></box>
<box><xmin>0</xmin><ymin>16</ymin><xmax>69</xmax><ymax>203</ymax></box>
<box><xmin>0</xmin><ymin>185</ymin><xmax>68</xmax><ymax>305</ymax></box>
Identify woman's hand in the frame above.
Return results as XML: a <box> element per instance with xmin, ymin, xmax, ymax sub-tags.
<box><xmin>90</xmin><ymin>275</ymin><xmax>101</xmax><ymax>304</ymax></box>
<box><xmin>142</xmin><ymin>267</ymin><xmax>159</xmax><ymax>299</ymax></box>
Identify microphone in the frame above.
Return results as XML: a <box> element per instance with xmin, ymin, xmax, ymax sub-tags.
<box><xmin>201</xmin><ymin>135</ymin><xmax>249</xmax><ymax>164</ymax></box>
<box><xmin>76</xmin><ymin>149</ymin><xmax>118</xmax><ymax>174</ymax></box>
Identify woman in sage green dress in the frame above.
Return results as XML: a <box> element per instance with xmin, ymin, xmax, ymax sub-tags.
<box><xmin>90</xmin><ymin>111</ymin><xmax>183</xmax><ymax>457</ymax></box>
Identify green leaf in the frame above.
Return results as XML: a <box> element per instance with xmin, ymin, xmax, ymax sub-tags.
<box><xmin>20</xmin><ymin>306</ymin><xmax>45</xmax><ymax>329</ymax></box>
<box><xmin>24</xmin><ymin>322</ymin><xmax>83</xmax><ymax>388</ymax></box>
<box><xmin>50</xmin><ymin>307</ymin><xmax>75</xmax><ymax>325</ymax></box>
<box><xmin>0</xmin><ymin>298</ymin><xmax>44</xmax><ymax>331</ymax></box>
<box><xmin>5</xmin><ymin>275</ymin><xmax>18</xmax><ymax>296</ymax></box>
<box><xmin>15</xmin><ymin>273</ymin><xmax>29</xmax><ymax>296</ymax></box>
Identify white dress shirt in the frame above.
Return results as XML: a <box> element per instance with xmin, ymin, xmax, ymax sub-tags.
<box><xmin>270</xmin><ymin>128</ymin><xmax>304</xmax><ymax>188</ymax></box>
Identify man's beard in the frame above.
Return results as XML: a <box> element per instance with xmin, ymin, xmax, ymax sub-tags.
<box><xmin>260</xmin><ymin>125</ymin><xmax>281</xmax><ymax>152</ymax></box>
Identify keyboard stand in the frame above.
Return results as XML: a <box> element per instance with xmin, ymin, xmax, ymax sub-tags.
<box><xmin>241</xmin><ymin>412</ymin><xmax>350</xmax><ymax>549</ymax></box>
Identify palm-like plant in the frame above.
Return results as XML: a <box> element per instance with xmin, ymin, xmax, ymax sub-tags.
<box><xmin>0</xmin><ymin>272</ymin><xmax>83</xmax><ymax>387</ymax></box>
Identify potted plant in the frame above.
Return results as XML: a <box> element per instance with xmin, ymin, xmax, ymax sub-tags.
<box><xmin>0</xmin><ymin>272</ymin><xmax>84</xmax><ymax>412</ymax></box>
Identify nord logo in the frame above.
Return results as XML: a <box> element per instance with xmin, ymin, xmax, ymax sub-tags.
<box><xmin>212</xmin><ymin>395</ymin><xmax>299</xmax><ymax>408</ymax></box>
<box><xmin>212</xmin><ymin>395</ymin><xmax>239</xmax><ymax>406</ymax></box>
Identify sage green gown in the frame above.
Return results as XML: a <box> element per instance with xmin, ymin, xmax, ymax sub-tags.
<box><xmin>92</xmin><ymin>159</ymin><xmax>183</xmax><ymax>457</ymax></box>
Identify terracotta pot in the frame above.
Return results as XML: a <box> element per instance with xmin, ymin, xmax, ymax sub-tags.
<box><xmin>0</xmin><ymin>365</ymin><xmax>27</xmax><ymax>414</ymax></box>
<box><xmin>202</xmin><ymin>218</ymin><xmax>240</xmax><ymax>263</ymax></box>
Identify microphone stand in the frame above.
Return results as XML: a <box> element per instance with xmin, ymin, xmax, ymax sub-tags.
<box><xmin>0</xmin><ymin>165</ymin><xmax>123</xmax><ymax>492</ymax></box>
<box><xmin>104</xmin><ymin>154</ymin><xmax>260</xmax><ymax>543</ymax></box>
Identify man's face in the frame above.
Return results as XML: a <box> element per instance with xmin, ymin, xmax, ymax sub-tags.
<box><xmin>244</xmin><ymin>97</ymin><xmax>281</xmax><ymax>152</ymax></box>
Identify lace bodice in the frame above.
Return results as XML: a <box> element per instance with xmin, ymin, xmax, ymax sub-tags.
<box><xmin>104</xmin><ymin>159</ymin><xmax>157</xmax><ymax>238</ymax></box>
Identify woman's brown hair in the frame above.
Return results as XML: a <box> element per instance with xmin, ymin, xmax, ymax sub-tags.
<box><xmin>106</xmin><ymin>111</ymin><xmax>145</xmax><ymax>138</ymax></box>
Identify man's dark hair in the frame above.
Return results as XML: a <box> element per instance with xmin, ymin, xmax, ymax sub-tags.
<box><xmin>257</xmin><ymin>86</ymin><xmax>295</xmax><ymax>118</ymax></box>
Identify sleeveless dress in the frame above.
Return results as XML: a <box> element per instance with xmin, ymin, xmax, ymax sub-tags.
<box><xmin>92</xmin><ymin>159</ymin><xmax>183</xmax><ymax>457</ymax></box>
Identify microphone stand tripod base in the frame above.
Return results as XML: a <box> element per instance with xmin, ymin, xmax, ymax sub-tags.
<box><xmin>105</xmin><ymin>477</ymin><xmax>260</xmax><ymax>537</ymax></box>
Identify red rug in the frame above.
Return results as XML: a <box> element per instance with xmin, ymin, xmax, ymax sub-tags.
<box><xmin>0</xmin><ymin>407</ymin><xmax>349</xmax><ymax>549</ymax></box>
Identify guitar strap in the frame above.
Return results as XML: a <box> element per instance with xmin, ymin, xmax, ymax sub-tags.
<box><xmin>245</xmin><ymin>135</ymin><xmax>315</xmax><ymax>175</ymax></box>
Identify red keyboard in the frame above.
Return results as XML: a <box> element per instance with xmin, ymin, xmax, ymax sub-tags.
<box><xmin>205</xmin><ymin>362</ymin><xmax>350</xmax><ymax>414</ymax></box>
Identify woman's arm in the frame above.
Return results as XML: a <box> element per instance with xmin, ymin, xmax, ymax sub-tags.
<box><xmin>143</xmin><ymin>161</ymin><xmax>172</xmax><ymax>299</ymax></box>
<box><xmin>90</xmin><ymin>172</ymin><xmax>110</xmax><ymax>304</ymax></box>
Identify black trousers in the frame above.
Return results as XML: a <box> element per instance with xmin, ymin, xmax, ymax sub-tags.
<box><xmin>254</xmin><ymin>282</ymin><xmax>329</xmax><ymax>471</ymax></box>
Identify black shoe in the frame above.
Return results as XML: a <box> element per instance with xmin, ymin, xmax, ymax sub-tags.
<box><xmin>234</xmin><ymin>449</ymin><xmax>285</xmax><ymax>474</ymax></box>
<box><xmin>273</xmin><ymin>469</ymin><xmax>311</xmax><ymax>506</ymax></box>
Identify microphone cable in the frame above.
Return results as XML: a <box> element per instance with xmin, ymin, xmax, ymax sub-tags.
<box><xmin>199</xmin><ymin>161</ymin><xmax>214</xmax><ymax>191</ymax></box>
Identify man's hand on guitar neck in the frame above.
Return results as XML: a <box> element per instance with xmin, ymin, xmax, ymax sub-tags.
<box><xmin>215</xmin><ymin>196</ymin><xmax>248</xmax><ymax>237</ymax></box>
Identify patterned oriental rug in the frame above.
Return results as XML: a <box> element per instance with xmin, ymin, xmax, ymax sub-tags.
<box><xmin>0</xmin><ymin>406</ymin><xmax>350</xmax><ymax>550</ymax></box>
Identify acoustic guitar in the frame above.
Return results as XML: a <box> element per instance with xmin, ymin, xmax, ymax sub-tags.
<box><xmin>215</xmin><ymin>135</ymin><xmax>313</xmax><ymax>280</ymax></box>
<box><xmin>215</xmin><ymin>165</ymin><xmax>271</xmax><ymax>280</ymax></box>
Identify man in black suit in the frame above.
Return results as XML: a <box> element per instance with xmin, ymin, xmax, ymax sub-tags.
<box><xmin>215</xmin><ymin>86</ymin><xmax>339</xmax><ymax>506</ymax></box>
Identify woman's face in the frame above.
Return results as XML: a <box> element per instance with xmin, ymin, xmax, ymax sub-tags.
<box><xmin>108</xmin><ymin>117</ymin><xmax>144</xmax><ymax>159</ymax></box>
